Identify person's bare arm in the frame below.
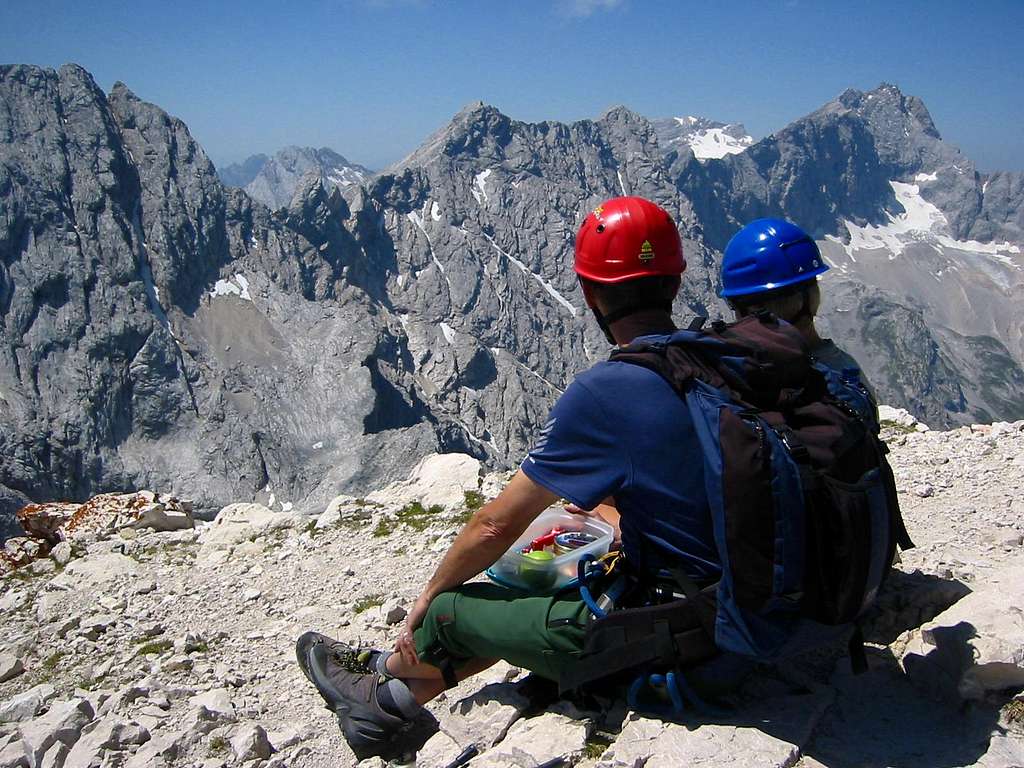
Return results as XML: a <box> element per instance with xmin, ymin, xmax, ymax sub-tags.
<box><xmin>395</xmin><ymin>470</ymin><xmax>558</xmax><ymax>663</ymax></box>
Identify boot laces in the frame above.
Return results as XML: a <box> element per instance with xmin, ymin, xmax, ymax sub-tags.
<box><xmin>326</xmin><ymin>641</ymin><xmax>374</xmax><ymax>674</ymax></box>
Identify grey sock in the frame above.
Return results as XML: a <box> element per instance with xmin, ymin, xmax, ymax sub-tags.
<box><xmin>372</xmin><ymin>650</ymin><xmax>393</xmax><ymax>677</ymax></box>
<box><xmin>376</xmin><ymin>677</ymin><xmax>422</xmax><ymax>719</ymax></box>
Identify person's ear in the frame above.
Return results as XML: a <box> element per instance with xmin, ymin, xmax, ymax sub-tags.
<box><xmin>579</xmin><ymin>278</ymin><xmax>599</xmax><ymax>310</ymax></box>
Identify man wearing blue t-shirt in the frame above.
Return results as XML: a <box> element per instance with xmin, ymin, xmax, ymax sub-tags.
<box><xmin>295</xmin><ymin>197</ymin><xmax>717</xmax><ymax>760</ymax></box>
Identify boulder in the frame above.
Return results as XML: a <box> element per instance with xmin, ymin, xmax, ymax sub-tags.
<box><xmin>315</xmin><ymin>495</ymin><xmax>370</xmax><ymax>530</ymax></box>
<box><xmin>0</xmin><ymin>685</ymin><xmax>57</xmax><ymax>724</ymax></box>
<box><xmin>439</xmin><ymin>682</ymin><xmax>529</xmax><ymax>749</ymax></box>
<box><xmin>122</xmin><ymin>733</ymin><xmax>180</xmax><ymax>768</ymax></box>
<box><xmin>901</xmin><ymin>558</ymin><xmax>1024</xmax><ymax>701</ymax></box>
<box><xmin>0</xmin><ymin>656</ymin><xmax>24</xmax><ymax>685</ymax></box>
<box><xmin>0</xmin><ymin>735</ymin><xmax>28</xmax><ymax>768</ymax></box>
<box><xmin>414</xmin><ymin>730</ymin><xmax>464</xmax><ymax>768</ymax></box>
<box><xmin>38</xmin><ymin>742</ymin><xmax>68</xmax><ymax>768</ymax></box>
<box><xmin>48</xmin><ymin>553</ymin><xmax>138</xmax><ymax>590</ymax></box>
<box><xmin>198</xmin><ymin>504</ymin><xmax>294</xmax><ymax>549</ymax></box>
<box><xmin>48</xmin><ymin>542</ymin><xmax>72</xmax><ymax>567</ymax></box>
<box><xmin>62</xmin><ymin>717</ymin><xmax>149</xmax><ymax>768</ymax></box>
<box><xmin>17</xmin><ymin>492</ymin><xmax>193</xmax><ymax>547</ymax></box>
<box><xmin>265</xmin><ymin>723</ymin><xmax>312</xmax><ymax>752</ymax></box>
<box><xmin>17</xmin><ymin>698</ymin><xmax>93</xmax><ymax>767</ymax></box>
<box><xmin>471</xmin><ymin>712</ymin><xmax>588</xmax><ymax>767</ymax></box>
<box><xmin>878</xmin><ymin>405</ymin><xmax>930</xmax><ymax>432</ymax></box>
<box><xmin>368</xmin><ymin>453</ymin><xmax>482</xmax><ymax>511</ymax></box>
<box><xmin>187</xmin><ymin>690</ymin><xmax>235</xmax><ymax>722</ymax></box>
<box><xmin>230</xmin><ymin>723</ymin><xmax>273</xmax><ymax>762</ymax></box>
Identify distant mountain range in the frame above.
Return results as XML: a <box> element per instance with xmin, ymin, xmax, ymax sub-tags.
<box><xmin>1</xmin><ymin>63</ymin><xmax>1021</xmax><ymax>529</ymax></box>
<box><xmin>219</xmin><ymin>147</ymin><xmax>371</xmax><ymax>209</ymax></box>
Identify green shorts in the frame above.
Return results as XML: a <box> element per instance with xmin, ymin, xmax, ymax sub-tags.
<box><xmin>413</xmin><ymin>583</ymin><xmax>590</xmax><ymax>681</ymax></box>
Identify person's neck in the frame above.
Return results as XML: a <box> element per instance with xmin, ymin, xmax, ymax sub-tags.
<box><xmin>797</xmin><ymin>319</ymin><xmax>824</xmax><ymax>348</ymax></box>
<box><xmin>608</xmin><ymin>309</ymin><xmax>677</xmax><ymax>346</ymax></box>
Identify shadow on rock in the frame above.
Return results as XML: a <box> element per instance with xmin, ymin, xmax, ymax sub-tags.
<box><xmin>802</xmin><ymin>646</ymin><xmax>1007</xmax><ymax>768</ymax></box>
<box><xmin>861</xmin><ymin>568</ymin><xmax>972</xmax><ymax>645</ymax></box>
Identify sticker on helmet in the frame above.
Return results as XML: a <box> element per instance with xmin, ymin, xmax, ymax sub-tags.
<box><xmin>593</xmin><ymin>205</ymin><xmax>605</xmax><ymax>218</ymax></box>
<box><xmin>639</xmin><ymin>240</ymin><xmax>655</xmax><ymax>261</ymax></box>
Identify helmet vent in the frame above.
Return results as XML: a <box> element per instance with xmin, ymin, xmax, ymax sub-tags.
<box><xmin>596</xmin><ymin>224</ymin><xmax>605</xmax><ymax>233</ymax></box>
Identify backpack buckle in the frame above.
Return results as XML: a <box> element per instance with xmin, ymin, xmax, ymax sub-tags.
<box><xmin>774</xmin><ymin>426</ymin><xmax>810</xmax><ymax>463</ymax></box>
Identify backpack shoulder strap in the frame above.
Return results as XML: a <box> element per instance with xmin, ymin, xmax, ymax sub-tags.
<box><xmin>610</xmin><ymin>334</ymin><xmax>729</xmax><ymax>395</ymax></box>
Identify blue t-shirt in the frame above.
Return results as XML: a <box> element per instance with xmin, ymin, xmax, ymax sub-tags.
<box><xmin>520</xmin><ymin>354</ymin><xmax>720</xmax><ymax>581</ymax></box>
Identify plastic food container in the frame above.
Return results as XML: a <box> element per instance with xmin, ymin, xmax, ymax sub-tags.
<box><xmin>486</xmin><ymin>508</ymin><xmax>614</xmax><ymax>592</ymax></box>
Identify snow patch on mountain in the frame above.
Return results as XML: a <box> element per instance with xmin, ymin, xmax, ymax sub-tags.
<box><xmin>439</xmin><ymin>322</ymin><xmax>456</xmax><ymax>344</ymax></box>
<box><xmin>210</xmin><ymin>274</ymin><xmax>253</xmax><ymax>301</ymax></box>
<box><xmin>833</xmin><ymin>181</ymin><xmax>1022</xmax><ymax>262</ymax></box>
<box><xmin>473</xmin><ymin>169</ymin><xmax>492</xmax><ymax>205</ymax></box>
<box><xmin>652</xmin><ymin>115</ymin><xmax>754</xmax><ymax>162</ymax></box>
<box><xmin>686</xmin><ymin>126</ymin><xmax>754</xmax><ymax>160</ymax></box>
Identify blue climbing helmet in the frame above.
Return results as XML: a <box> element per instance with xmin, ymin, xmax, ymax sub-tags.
<box><xmin>720</xmin><ymin>218</ymin><xmax>828</xmax><ymax>298</ymax></box>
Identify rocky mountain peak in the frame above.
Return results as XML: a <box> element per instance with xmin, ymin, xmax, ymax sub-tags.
<box><xmin>229</xmin><ymin>146</ymin><xmax>371</xmax><ymax>210</ymax></box>
<box><xmin>836</xmin><ymin>83</ymin><xmax>940</xmax><ymax>137</ymax></box>
<box><xmin>392</xmin><ymin>102</ymin><xmax>514</xmax><ymax>171</ymax></box>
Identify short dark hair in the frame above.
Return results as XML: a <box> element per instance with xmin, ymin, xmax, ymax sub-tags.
<box><xmin>578</xmin><ymin>275</ymin><xmax>680</xmax><ymax>315</ymax></box>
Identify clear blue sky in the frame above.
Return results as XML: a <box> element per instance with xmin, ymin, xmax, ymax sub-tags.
<box><xmin>3</xmin><ymin>0</ymin><xmax>1022</xmax><ymax>172</ymax></box>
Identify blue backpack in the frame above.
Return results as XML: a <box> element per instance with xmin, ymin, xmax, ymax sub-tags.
<box><xmin>560</xmin><ymin>314</ymin><xmax>912</xmax><ymax>701</ymax></box>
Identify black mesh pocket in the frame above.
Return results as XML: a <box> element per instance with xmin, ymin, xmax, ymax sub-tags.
<box><xmin>802</xmin><ymin>468</ymin><xmax>889</xmax><ymax>624</ymax></box>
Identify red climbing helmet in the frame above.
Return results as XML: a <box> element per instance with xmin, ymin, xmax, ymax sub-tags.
<box><xmin>574</xmin><ymin>196</ymin><xmax>685</xmax><ymax>284</ymax></box>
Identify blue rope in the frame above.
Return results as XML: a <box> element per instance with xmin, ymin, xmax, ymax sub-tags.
<box><xmin>577</xmin><ymin>554</ymin><xmax>607</xmax><ymax>619</ymax></box>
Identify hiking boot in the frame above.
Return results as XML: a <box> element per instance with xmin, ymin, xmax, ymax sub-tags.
<box><xmin>295</xmin><ymin>631</ymin><xmax>408</xmax><ymax>760</ymax></box>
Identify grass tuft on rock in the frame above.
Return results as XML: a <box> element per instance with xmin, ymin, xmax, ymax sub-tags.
<box><xmin>353</xmin><ymin>595</ymin><xmax>384</xmax><ymax>614</ymax></box>
<box><xmin>208</xmin><ymin>735</ymin><xmax>229</xmax><ymax>757</ymax></box>
<box><xmin>395</xmin><ymin>501</ymin><xmax>444</xmax><ymax>532</ymax></box>
<box><xmin>137</xmin><ymin>639</ymin><xmax>173</xmax><ymax>656</ymax></box>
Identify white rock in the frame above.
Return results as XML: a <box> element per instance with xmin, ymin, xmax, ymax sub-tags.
<box><xmin>471</xmin><ymin>712</ymin><xmax>587</xmax><ymax>767</ymax></box>
<box><xmin>49</xmin><ymin>553</ymin><xmax>138</xmax><ymax>590</ymax></box>
<box><xmin>230</xmin><ymin>723</ymin><xmax>273</xmax><ymax>762</ymax></box>
<box><xmin>122</xmin><ymin>732</ymin><xmax>179</xmax><ymax>768</ymax></box>
<box><xmin>878</xmin><ymin>405</ymin><xmax>923</xmax><ymax>429</ymax></box>
<box><xmin>440</xmin><ymin>682</ymin><xmax>529</xmax><ymax>749</ymax></box>
<box><xmin>62</xmin><ymin>716</ymin><xmax>149</xmax><ymax>768</ymax></box>
<box><xmin>902</xmin><ymin>558</ymin><xmax>1024</xmax><ymax>700</ymax></box>
<box><xmin>188</xmin><ymin>690</ymin><xmax>235</xmax><ymax>722</ymax></box>
<box><xmin>0</xmin><ymin>591</ymin><xmax>28</xmax><ymax>614</ymax></box>
<box><xmin>161</xmin><ymin>655</ymin><xmax>193</xmax><ymax>672</ymax></box>
<box><xmin>34</xmin><ymin>594</ymin><xmax>66</xmax><ymax>625</ymax></box>
<box><xmin>0</xmin><ymin>736</ymin><xmax>28</xmax><ymax>768</ymax></box>
<box><xmin>198</xmin><ymin>504</ymin><xmax>295</xmax><ymax>549</ymax></box>
<box><xmin>38</xmin><ymin>741</ymin><xmax>68</xmax><ymax>768</ymax></box>
<box><xmin>368</xmin><ymin>453</ymin><xmax>482</xmax><ymax>511</ymax></box>
<box><xmin>17</xmin><ymin>698</ymin><xmax>93</xmax><ymax>767</ymax></box>
<box><xmin>414</xmin><ymin>730</ymin><xmax>464</xmax><ymax>768</ymax></box>
<box><xmin>55</xmin><ymin>617</ymin><xmax>80</xmax><ymax>640</ymax></box>
<box><xmin>0</xmin><ymin>656</ymin><xmax>24</xmax><ymax>685</ymax></box>
<box><xmin>0</xmin><ymin>685</ymin><xmax>57</xmax><ymax>724</ymax></box>
<box><xmin>266</xmin><ymin>723</ymin><xmax>312</xmax><ymax>751</ymax></box>
<box><xmin>49</xmin><ymin>542</ymin><xmax>72</xmax><ymax>567</ymax></box>
<box><xmin>130</xmin><ymin>502</ymin><xmax>194</xmax><ymax>533</ymax></box>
